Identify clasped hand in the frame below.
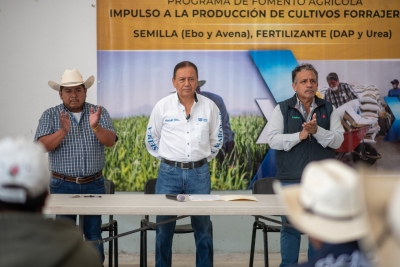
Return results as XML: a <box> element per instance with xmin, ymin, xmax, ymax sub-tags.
<box><xmin>299</xmin><ymin>114</ymin><xmax>317</xmax><ymax>140</ymax></box>
<box><xmin>59</xmin><ymin>106</ymin><xmax>102</xmax><ymax>134</ymax></box>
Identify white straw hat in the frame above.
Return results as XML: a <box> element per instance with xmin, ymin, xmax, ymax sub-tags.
<box><xmin>0</xmin><ymin>137</ymin><xmax>50</xmax><ymax>204</ymax></box>
<box><xmin>274</xmin><ymin>159</ymin><xmax>368</xmax><ymax>243</ymax></box>
<box><xmin>48</xmin><ymin>69</ymin><xmax>94</xmax><ymax>91</ymax></box>
<box><xmin>360</xmin><ymin>174</ymin><xmax>400</xmax><ymax>267</ymax></box>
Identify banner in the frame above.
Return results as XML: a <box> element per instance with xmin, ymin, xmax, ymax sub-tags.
<box><xmin>97</xmin><ymin>0</ymin><xmax>400</xmax><ymax>191</ymax></box>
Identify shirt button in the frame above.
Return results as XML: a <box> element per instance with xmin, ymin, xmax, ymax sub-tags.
<box><xmin>187</xmin><ymin>143</ymin><xmax>189</xmax><ymax>145</ymax></box>
<box><xmin>187</xmin><ymin>132</ymin><xmax>189</xmax><ymax>134</ymax></box>
<box><xmin>187</xmin><ymin>155</ymin><xmax>189</xmax><ymax>157</ymax></box>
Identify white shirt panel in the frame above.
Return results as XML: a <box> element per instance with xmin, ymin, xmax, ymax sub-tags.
<box><xmin>146</xmin><ymin>93</ymin><xmax>223</xmax><ymax>162</ymax></box>
<box><xmin>71</xmin><ymin>112</ymin><xmax>82</xmax><ymax>123</ymax></box>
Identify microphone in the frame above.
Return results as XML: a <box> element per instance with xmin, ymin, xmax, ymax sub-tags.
<box><xmin>186</xmin><ymin>114</ymin><xmax>190</xmax><ymax>120</ymax></box>
<box><xmin>165</xmin><ymin>194</ymin><xmax>185</xmax><ymax>202</ymax></box>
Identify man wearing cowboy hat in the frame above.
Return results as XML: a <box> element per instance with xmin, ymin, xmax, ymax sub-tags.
<box><xmin>196</xmin><ymin>80</ymin><xmax>235</xmax><ymax>163</ymax></box>
<box><xmin>0</xmin><ymin>137</ymin><xmax>102</xmax><ymax>267</ymax></box>
<box><xmin>34</xmin><ymin>69</ymin><xmax>117</xmax><ymax>263</ymax></box>
<box><xmin>274</xmin><ymin>159</ymin><xmax>372</xmax><ymax>267</ymax></box>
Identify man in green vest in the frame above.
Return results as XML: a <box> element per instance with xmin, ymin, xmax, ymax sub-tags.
<box><xmin>267</xmin><ymin>63</ymin><xmax>344</xmax><ymax>267</ymax></box>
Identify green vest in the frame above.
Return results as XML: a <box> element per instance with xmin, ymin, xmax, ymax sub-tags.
<box><xmin>275</xmin><ymin>94</ymin><xmax>335</xmax><ymax>182</ymax></box>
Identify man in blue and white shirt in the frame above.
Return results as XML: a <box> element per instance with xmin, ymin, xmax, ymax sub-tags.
<box><xmin>34</xmin><ymin>69</ymin><xmax>117</xmax><ymax>263</ymax></box>
<box><xmin>145</xmin><ymin>61</ymin><xmax>222</xmax><ymax>267</ymax></box>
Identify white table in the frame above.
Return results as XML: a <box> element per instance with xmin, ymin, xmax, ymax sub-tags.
<box><xmin>44</xmin><ymin>194</ymin><xmax>285</xmax><ymax>267</ymax></box>
<box><xmin>44</xmin><ymin>194</ymin><xmax>286</xmax><ymax>216</ymax></box>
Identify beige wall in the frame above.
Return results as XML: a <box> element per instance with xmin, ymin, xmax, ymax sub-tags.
<box><xmin>0</xmin><ymin>0</ymin><xmax>97</xmax><ymax>140</ymax></box>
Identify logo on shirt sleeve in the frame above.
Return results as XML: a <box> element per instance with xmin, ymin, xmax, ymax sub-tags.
<box><xmin>146</xmin><ymin>126</ymin><xmax>158</xmax><ymax>151</ymax></box>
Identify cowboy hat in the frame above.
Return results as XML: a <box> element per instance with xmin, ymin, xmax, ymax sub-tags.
<box><xmin>360</xmin><ymin>173</ymin><xmax>400</xmax><ymax>267</ymax></box>
<box><xmin>274</xmin><ymin>159</ymin><xmax>368</xmax><ymax>244</ymax></box>
<box><xmin>48</xmin><ymin>69</ymin><xmax>94</xmax><ymax>91</ymax></box>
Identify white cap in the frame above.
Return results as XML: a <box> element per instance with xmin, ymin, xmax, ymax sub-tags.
<box><xmin>0</xmin><ymin>137</ymin><xmax>50</xmax><ymax>204</ymax></box>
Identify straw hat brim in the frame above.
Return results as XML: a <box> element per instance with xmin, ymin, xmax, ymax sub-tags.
<box><xmin>48</xmin><ymin>75</ymin><xmax>95</xmax><ymax>91</ymax></box>
<box><xmin>278</xmin><ymin>184</ymin><xmax>368</xmax><ymax>244</ymax></box>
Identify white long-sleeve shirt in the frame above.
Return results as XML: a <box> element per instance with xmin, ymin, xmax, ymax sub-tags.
<box><xmin>145</xmin><ymin>93</ymin><xmax>223</xmax><ymax>162</ymax></box>
<box><xmin>267</xmin><ymin>100</ymin><xmax>344</xmax><ymax>152</ymax></box>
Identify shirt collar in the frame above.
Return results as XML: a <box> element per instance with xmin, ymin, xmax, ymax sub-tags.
<box><xmin>174</xmin><ymin>92</ymin><xmax>198</xmax><ymax>104</ymax></box>
<box><xmin>296</xmin><ymin>95</ymin><xmax>316</xmax><ymax>121</ymax></box>
<box><xmin>296</xmin><ymin>95</ymin><xmax>316</xmax><ymax>109</ymax></box>
<box><xmin>61</xmin><ymin>102</ymin><xmax>87</xmax><ymax>114</ymax></box>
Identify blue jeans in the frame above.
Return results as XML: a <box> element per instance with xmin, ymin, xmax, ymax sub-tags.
<box><xmin>155</xmin><ymin>162</ymin><xmax>213</xmax><ymax>267</ymax></box>
<box><xmin>50</xmin><ymin>176</ymin><xmax>106</xmax><ymax>263</ymax></box>
<box><xmin>279</xmin><ymin>183</ymin><xmax>315</xmax><ymax>267</ymax></box>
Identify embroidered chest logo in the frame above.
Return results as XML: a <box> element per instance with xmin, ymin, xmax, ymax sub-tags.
<box><xmin>165</xmin><ymin>118</ymin><xmax>180</xmax><ymax>122</ymax></box>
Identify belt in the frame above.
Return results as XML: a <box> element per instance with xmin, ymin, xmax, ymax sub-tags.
<box><xmin>51</xmin><ymin>171</ymin><xmax>102</xmax><ymax>184</ymax></box>
<box><xmin>161</xmin><ymin>158</ymin><xmax>207</xmax><ymax>169</ymax></box>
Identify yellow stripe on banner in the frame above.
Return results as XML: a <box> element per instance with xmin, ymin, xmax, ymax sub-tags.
<box><xmin>97</xmin><ymin>0</ymin><xmax>400</xmax><ymax>60</ymax></box>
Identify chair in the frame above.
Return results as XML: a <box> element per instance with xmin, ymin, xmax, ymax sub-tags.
<box><xmin>140</xmin><ymin>178</ymin><xmax>213</xmax><ymax>267</ymax></box>
<box><xmin>101</xmin><ymin>179</ymin><xmax>118</xmax><ymax>267</ymax></box>
<box><xmin>249</xmin><ymin>178</ymin><xmax>281</xmax><ymax>267</ymax></box>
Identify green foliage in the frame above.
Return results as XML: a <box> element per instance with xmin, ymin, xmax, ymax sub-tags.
<box><xmin>104</xmin><ymin>115</ymin><xmax>269</xmax><ymax>191</ymax></box>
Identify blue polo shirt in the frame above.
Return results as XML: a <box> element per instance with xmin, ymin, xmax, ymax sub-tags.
<box><xmin>388</xmin><ymin>88</ymin><xmax>400</xmax><ymax>99</ymax></box>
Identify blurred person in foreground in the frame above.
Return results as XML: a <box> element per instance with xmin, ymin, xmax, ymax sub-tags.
<box><xmin>0</xmin><ymin>137</ymin><xmax>101</xmax><ymax>267</ymax></box>
<box><xmin>34</xmin><ymin>69</ymin><xmax>117</xmax><ymax>263</ymax></box>
<box><xmin>274</xmin><ymin>159</ymin><xmax>372</xmax><ymax>267</ymax></box>
<box><xmin>360</xmin><ymin>172</ymin><xmax>400</xmax><ymax>267</ymax></box>
<box><xmin>196</xmin><ymin>80</ymin><xmax>235</xmax><ymax>163</ymax></box>
<box><xmin>267</xmin><ymin>63</ymin><xmax>344</xmax><ymax>266</ymax></box>
<box><xmin>145</xmin><ymin>61</ymin><xmax>222</xmax><ymax>267</ymax></box>
<box><xmin>324</xmin><ymin>72</ymin><xmax>359</xmax><ymax>108</ymax></box>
